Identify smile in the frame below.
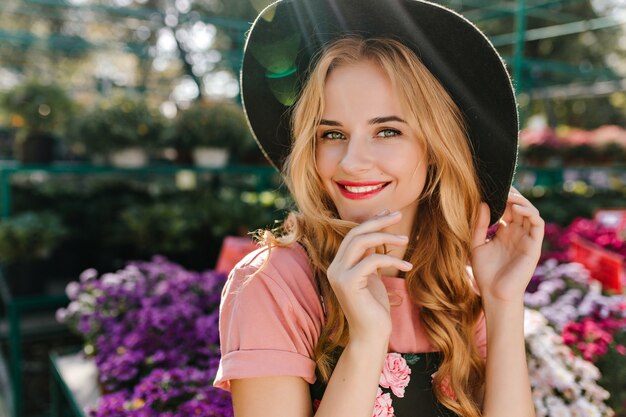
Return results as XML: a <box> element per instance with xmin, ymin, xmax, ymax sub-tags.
<box><xmin>336</xmin><ymin>181</ymin><xmax>390</xmax><ymax>200</ymax></box>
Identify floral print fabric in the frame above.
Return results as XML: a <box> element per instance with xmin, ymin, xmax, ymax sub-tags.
<box><xmin>379</xmin><ymin>353</ymin><xmax>411</xmax><ymax>398</ymax></box>
<box><xmin>310</xmin><ymin>351</ymin><xmax>459</xmax><ymax>417</ymax></box>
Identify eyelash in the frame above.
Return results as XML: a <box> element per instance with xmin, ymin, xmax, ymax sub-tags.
<box><xmin>319</xmin><ymin>128</ymin><xmax>401</xmax><ymax>140</ymax></box>
<box><xmin>320</xmin><ymin>131</ymin><xmax>345</xmax><ymax>140</ymax></box>
<box><xmin>378</xmin><ymin>128</ymin><xmax>401</xmax><ymax>138</ymax></box>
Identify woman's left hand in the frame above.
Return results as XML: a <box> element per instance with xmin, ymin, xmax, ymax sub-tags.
<box><xmin>470</xmin><ymin>187</ymin><xmax>545</xmax><ymax>305</ymax></box>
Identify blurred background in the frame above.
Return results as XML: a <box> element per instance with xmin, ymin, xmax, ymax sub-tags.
<box><xmin>0</xmin><ymin>0</ymin><xmax>624</xmax><ymax>416</ymax></box>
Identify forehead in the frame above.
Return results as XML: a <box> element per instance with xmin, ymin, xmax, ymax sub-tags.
<box><xmin>322</xmin><ymin>61</ymin><xmax>406</xmax><ymax>118</ymax></box>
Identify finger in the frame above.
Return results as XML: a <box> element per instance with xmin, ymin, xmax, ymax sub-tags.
<box><xmin>350</xmin><ymin>253</ymin><xmax>413</xmax><ymax>277</ymax></box>
<box><xmin>511</xmin><ymin>203</ymin><xmax>525</xmax><ymax>227</ymax></box>
<box><xmin>471</xmin><ymin>202</ymin><xmax>490</xmax><ymax>249</ymax></box>
<box><xmin>338</xmin><ymin>211</ymin><xmax>404</xmax><ymax>258</ymax></box>
<box><xmin>511</xmin><ymin>203</ymin><xmax>544</xmax><ymax>240</ymax></box>
<box><xmin>506</xmin><ymin>189</ymin><xmax>540</xmax><ymax>225</ymax></box>
<box><xmin>514</xmin><ymin>204</ymin><xmax>533</xmax><ymax>235</ymax></box>
<box><xmin>507</xmin><ymin>188</ymin><xmax>537</xmax><ymax>211</ymax></box>
<box><xmin>342</xmin><ymin>232</ymin><xmax>409</xmax><ymax>266</ymax></box>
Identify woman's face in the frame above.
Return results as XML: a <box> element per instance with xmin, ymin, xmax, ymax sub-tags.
<box><xmin>315</xmin><ymin>60</ymin><xmax>428</xmax><ymax>233</ymax></box>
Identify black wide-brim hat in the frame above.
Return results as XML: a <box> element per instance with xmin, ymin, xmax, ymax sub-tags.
<box><xmin>241</xmin><ymin>0</ymin><xmax>519</xmax><ymax>225</ymax></box>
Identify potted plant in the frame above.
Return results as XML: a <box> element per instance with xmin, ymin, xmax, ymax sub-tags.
<box><xmin>67</xmin><ymin>95</ymin><xmax>163</xmax><ymax>167</ymax></box>
<box><xmin>120</xmin><ymin>202</ymin><xmax>209</xmax><ymax>256</ymax></box>
<box><xmin>162</xmin><ymin>100</ymin><xmax>255</xmax><ymax>167</ymax></box>
<box><xmin>0</xmin><ymin>211</ymin><xmax>69</xmax><ymax>295</ymax></box>
<box><xmin>1</xmin><ymin>80</ymin><xmax>74</xmax><ymax>164</ymax></box>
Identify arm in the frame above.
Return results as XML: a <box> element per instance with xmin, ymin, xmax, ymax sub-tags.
<box><xmin>231</xmin><ymin>338</ymin><xmax>388</xmax><ymax>417</ymax></box>
<box><xmin>482</xmin><ymin>298</ymin><xmax>533</xmax><ymax>417</ymax></box>
<box><xmin>228</xmin><ymin>211</ymin><xmax>409</xmax><ymax>417</ymax></box>
<box><xmin>231</xmin><ymin>376</ymin><xmax>312</xmax><ymax>417</ymax></box>
<box><xmin>471</xmin><ymin>189</ymin><xmax>543</xmax><ymax>417</ymax></box>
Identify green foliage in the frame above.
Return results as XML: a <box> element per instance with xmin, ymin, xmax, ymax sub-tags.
<box><xmin>121</xmin><ymin>203</ymin><xmax>209</xmax><ymax>254</ymax></box>
<box><xmin>162</xmin><ymin>101</ymin><xmax>256</xmax><ymax>158</ymax></box>
<box><xmin>118</xmin><ymin>187</ymin><xmax>289</xmax><ymax>263</ymax></box>
<box><xmin>67</xmin><ymin>94</ymin><xmax>164</xmax><ymax>156</ymax></box>
<box><xmin>203</xmin><ymin>188</ymin><xmax>290</xmax><ymax>237</ymax></box>
<box><xmin>9</xmin><ymin>170</ymin><xmax>286</xmax><ymax>271</ymax></box>
<box><xmin>0</xmin><ymin>211</ymin><xmax>68</xmax><ymax>264</ymax></box>
<box><xmin>0</xmin><ymin>80</ymin><xmax>74</xmax><ymax>134</ymax></box>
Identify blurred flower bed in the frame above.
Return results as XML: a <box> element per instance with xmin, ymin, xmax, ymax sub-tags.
<box><xmin>56</xmin><ymin>211</ymin><xmax>626</xmax><ymax>417</ymax></box>
<box><xmin>57</xmin><ymin>257</ymin><xmax>233</xmax><ymax>417</ymax></box>
<box><xmin>525</xmin><ymin>215</ymin><xmax>626</xmax><ymax>417</ymax></box>
<box><xmin>520</xmin><ymin>125</ymin><xmax>626</xmax><ymax>167</ymax></box>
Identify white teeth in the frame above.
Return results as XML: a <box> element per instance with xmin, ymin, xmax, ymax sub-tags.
<box><xmin>344</xmin><ymin>184</ymin><xmax>385</xmax><ymax>193</ymax></box>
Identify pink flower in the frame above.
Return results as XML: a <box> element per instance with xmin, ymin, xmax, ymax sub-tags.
<box><xmin>432</xmin><ymin>372</ymin><xmax>457</xmax><ymax>401</ymax></box>
<box><xmin>615</xmin><ymin>345</ymin><xmax>626</xmax><ymax>356</ymax></box>
<box><xmin>373</xmin><ymin>387</ymin><xmax>394</xmax><ymax>417</ymax></box>
<box><xmin>379</xmin><ymin>353</ymin><xmax>411</xmax><ymax>398</ymax></box>
<box><xmin>562</xmin><ymin>330</ymin><xmax>577</xmax><ymax>344</ymax></box>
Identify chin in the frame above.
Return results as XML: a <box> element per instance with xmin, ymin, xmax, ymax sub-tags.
<box><xmin>337</xmin><ymin>208</ymin><xmax>379</xmax><ymax>224</ymax></box>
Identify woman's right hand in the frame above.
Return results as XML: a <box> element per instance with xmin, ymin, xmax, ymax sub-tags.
<box><xmin>326</xmin><ymin>210</ymin><xmax>412</xmax><ymax>345</ymax></box>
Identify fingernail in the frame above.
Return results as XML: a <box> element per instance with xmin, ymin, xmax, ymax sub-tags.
<box><xmin>396</xmin><ymin>235</ymin><xmax>409</xmax><ymax>240</ymax></box>
<box><xmin>402</xmin><ymin>261</ymin><xmax>413</xmax><ymax>268</ymax></box>
<box><xmin>377</xmin><ymin>209</ymin><xmax>390</xmax><ymax>216</ymax></box>
<box><xmin>389</xmin><ymin>211</ymin><xmax>401</xmax><ymax>217</ymax></box>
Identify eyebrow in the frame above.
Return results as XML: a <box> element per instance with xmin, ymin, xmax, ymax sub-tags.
<box><xmin>319</xmin><ymin>116</ymin><xmax>407</xmax><ymax>126</ymax></box>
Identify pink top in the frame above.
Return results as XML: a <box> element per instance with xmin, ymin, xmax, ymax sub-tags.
<box><xmin>213</xmin><ymin>243</ymin><xmax>487</xmax><ymax>392</ymax></box>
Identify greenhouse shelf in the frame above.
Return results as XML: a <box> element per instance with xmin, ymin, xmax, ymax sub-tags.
<box><xmin>0</xmin><ymin>161</ymin><xmax>279</xmax><ymax>219</ymax></box>
<box><xmin>0</xmin><ymin>161</ymin><xmax>279</xmax><ymax>417</ymax></box>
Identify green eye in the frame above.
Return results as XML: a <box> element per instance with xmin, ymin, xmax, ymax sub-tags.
<box><xmin>322</xmin><ymin>131</ymin><xmax>345</xmax><ymax>140</ymax></box>
<box><xmin>379</xmin><ymin>129</ymin><xmax>400</xmax><ymax>138</ymax></box>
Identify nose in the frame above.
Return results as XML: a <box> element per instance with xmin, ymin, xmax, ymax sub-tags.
<box><xmin>339</xmin><ymin>136</ymin><xmax>374</xmax><ymax>174</ymax></box>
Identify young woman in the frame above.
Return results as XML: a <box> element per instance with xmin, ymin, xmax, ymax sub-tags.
<box><xmin>214</xmin><ymin>1</ymin><xmax>543</xmax><ymax>417</ymax></box>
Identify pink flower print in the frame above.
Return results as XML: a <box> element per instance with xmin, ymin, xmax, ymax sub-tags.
<box><xmin>373</xmin><ymin>387</ymin><xmax>394</xmax><ymax>417</ymax></box>
<box><xmin>431</xmin><ymin>371</ymin><xmax>457</xmax><ymax>401</ymax></box>
<box><xmin>379</xmin><ymin>353</ymin><xmax>411</xmax><ymax>398</ymax></box>
<box><xmin>312</xmin><ymin>399</ymin><xmax>321</xmax><ymax>413</ymax></box>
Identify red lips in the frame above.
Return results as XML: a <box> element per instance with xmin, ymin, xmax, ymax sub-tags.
<box><xmin>336</xmin><ymin>180</ymin><xmax>390</xmax><ymax>200</ymax></box>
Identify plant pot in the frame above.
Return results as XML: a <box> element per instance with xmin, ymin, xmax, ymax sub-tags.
<box><xmin>14</xmin><ymin>132</ymin><xmax>55</xmax><ymax>164</ymax></box>
<box><xmin>193</xmin><ymin>147</ymin><xmax>229</xmax><ymax>168</ymax></box>
<box><xmin>109</xmin><ymin>147</ymin><xmax>148</xmax><ymax>168</ymax></box>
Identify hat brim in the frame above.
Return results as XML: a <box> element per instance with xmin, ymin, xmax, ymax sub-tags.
<box><xmin>241</xmin><ymin>0</ymin><xmax>519</xmax><ymax>225</ymax></box>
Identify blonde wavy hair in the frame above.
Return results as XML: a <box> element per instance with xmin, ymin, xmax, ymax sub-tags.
<box><xmin>260</xmin><ymin>36</ymin><xmax>485</xmax><ymax>417</ymax></box>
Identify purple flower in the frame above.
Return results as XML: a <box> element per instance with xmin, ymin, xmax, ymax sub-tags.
<box><xmin>88</xmin><ymin>391</ymin><xmax>129</xmax><ymax>417</ymax></box>
<box><xmin>59</xmin><ymin>255</ymin><xmax>231</xmax><ymax>416</ymax></box>
<box><xmin>195</xmin><ymin>311</ymin><xmax>220</xmax><ymax>345</ymax></box>
<box><xmin>80</xmin><ymin>268</ymin><xmax>99</xmax><ymax>283</ymax></box>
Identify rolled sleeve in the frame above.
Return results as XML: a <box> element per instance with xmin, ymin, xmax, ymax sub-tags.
<box><xmin>213</xmin><ymin>245</ymin><xmax>323</xmax><ymax>392</ymax></box>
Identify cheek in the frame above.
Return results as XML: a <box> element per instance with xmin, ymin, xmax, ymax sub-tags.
<box><xmin>315</xmin><ymin>146</ymin><xmax>340</xmax><ymax>181</ymax></box>
<box><xmin>377</xmin><ymin>145</ymin><xmax>425</xmax><ymax>173</ymax></box>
